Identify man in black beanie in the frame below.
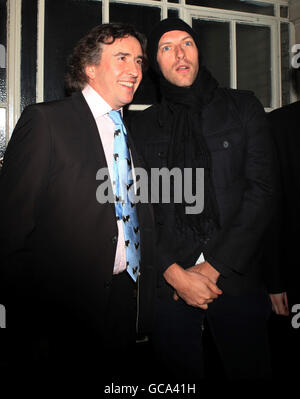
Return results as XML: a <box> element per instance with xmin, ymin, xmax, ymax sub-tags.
<box><xmin>129</xmin><ymin>18</ymin><xmax>278</xmax><ymax>380</ymax></box>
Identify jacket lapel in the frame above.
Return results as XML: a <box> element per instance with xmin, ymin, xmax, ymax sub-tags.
<box><xmin>70</xmin><ymin>91</ymin><xmax>107</xmax><ymax>166</ymax></box>
<box><xmin>70</xmin><ymin>91</ymin><xmax>117</xmax><ymax>217</ymax></box>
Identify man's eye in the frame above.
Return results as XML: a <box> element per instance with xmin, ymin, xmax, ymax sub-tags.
<box><xmin>184</xmin><ymin>41</ymin><xmax>192</xmax><ymax>46</ymax></box>
<box><xmin>136</xmin><ymin>59</ymin><xmax>143</xmax><ymax>65</ymax></box>
<box><xmin>162</xmin><ymin>45</ymin><xmax>171</xmax><ymax>52</ymax></box>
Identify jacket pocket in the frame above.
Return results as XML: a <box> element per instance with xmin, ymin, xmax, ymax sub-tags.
<box><xmin>205</xmin><ymin>128</ymin><xmax>245</xmax><ymax>189</ymax></box>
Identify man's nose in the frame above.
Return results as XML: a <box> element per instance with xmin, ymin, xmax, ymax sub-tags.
<box><xmin>128</xmin><ymin>61</ymin><xmax>140</xmax><ymax>77</ymax></box>
<box><xmin>175</xmin><ymin>45</ymin><xmax>185</xmax><ymax>59</ymax></box>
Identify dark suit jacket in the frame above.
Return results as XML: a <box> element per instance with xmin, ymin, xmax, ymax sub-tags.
<box><xmin>129</xmin><ymin>88</ymin><xmax>278</xmax><ymax>296</ymax></box>
<box><xmin>0</xmin><ymin>91</ymin><xmax>155</xmax><ymax>335</ymax></box>
<box><xmin>265</xmin><ymin>101</ymin><xmax>300</xmax><ymax>299</ymax></box>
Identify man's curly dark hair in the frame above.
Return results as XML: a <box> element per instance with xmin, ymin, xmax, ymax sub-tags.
<box><xmin>65</xmin><ymin>23</ymin><xmax>147</xmax><ymax>93</ymax></box>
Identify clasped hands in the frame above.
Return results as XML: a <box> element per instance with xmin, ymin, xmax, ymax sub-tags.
<box><xmin>163</xmin><ymin>261</ymin><xmax>222</xmax><ymax>310</ymax></box>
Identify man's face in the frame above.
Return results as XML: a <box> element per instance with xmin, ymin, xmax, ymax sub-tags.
<box><xmin>85</xmin><ymin>35</ymin><xmax>143</xmax><ymax>109</ymax></box>
<box><xmin>157</xmin><ymin>30</ymin><xmax>199</xmax><ymax>87</ymax></box>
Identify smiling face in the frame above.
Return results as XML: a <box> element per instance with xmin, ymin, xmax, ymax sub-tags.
<box><xmin>85</xmin><ymin>35</ymin><xmax>143</xmax><ymax>109</ymax></box>
<box><xmin>156</xmin><ymin>30</ymin><xmax>199</xmax><ymax>87</ymax></box>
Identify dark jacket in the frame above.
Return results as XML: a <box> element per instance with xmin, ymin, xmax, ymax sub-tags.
<box><xmin>0</xmin><ymin>91</ymin><xmax>155</xmax><ymax>334</ymax></box>
<box><xmin>264</xmin><ymin>101</ymin><xmax>300</xmax><ymax>298</ymax></box>
<box><xmin>129</xmin><ymin>88</ymin><xmax>278</xmax><ymax>296</ymax></box>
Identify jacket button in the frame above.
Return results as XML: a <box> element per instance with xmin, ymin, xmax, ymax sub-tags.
<box><xmin>104</xmin><ymin>280</ymin><xmax>111</xmax><ymax>289</ymax></box>
<box><xmin>112</xmin><ymin>236</ymin><xmax>117</xmax><ymax>244</ymax></box>
<box><xmin>223</xmin><ymin>140</ymin><xmax>229</xmax><ymax>149</ymax></box>
<box><xmin>157</xmin><ymin>151</ymin><xmax>165</xmax><ymax>158</ymax></box>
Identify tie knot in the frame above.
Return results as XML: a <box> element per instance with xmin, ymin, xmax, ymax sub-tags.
<box><xmin>109</xmin><ymin>110</ymin><xmax>123</xmax><ymax>126</ymax></box>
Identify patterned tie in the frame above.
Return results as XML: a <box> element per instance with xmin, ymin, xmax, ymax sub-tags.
<box><xmin>109</xmin><ymin>110</ymin><xmax>141</xmax><ymax>282</ymax></box>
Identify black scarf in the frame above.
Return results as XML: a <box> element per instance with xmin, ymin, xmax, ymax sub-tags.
<box><xmin>147</xmin><ymin>18</ymin><xmax>220</xmax><ymax>241</ymax></box>
<box><xmin>160</xmin><ymin>66</ymin><xmax>220</xmax><ymax>239</ymax></box>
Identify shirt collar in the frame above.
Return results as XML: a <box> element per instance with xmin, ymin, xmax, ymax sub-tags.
<box><xmin>82</xmin><ymin>84</ymin><xmax>123</xmax><ymax>119</ymax></box>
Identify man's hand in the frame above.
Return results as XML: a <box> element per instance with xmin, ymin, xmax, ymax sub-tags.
<box><xmin>269</xmin><ymin>292</ymin><xmax>289</xmax><ymax>316</ymax></box>
<box><xmin>164</xmin><ymin>263</ymin><xmax>222</xmax><ymax>309</ymax></box>
<box><xmin>188</xmin><ymin>261</ymin><xmax>220</xmax><ymax>283</ymax></box>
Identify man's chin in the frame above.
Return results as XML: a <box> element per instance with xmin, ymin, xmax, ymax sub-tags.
<box><xmin>120</xmin><ymin>96</ymin><xmax>135</xmax><ymax>107</ymax></box>
<box><xmin>168</xmin><ymin>75</ymin><xmax>195</xmax><ymax>87</ymax></box>
<box><xmin>174</xmin><ymin>81</ymin><xmax>193</xmax><ymax>88</ymax></box>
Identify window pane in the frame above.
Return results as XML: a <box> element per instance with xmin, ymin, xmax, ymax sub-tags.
<box><xmin>0</xmin><ymin>107</ymin><xmax>6</xmax><ymax>160</ymax></box>
<box><xmin>186</xmin><ymin>0</ymin><xmax>274</xmax><ymax>16</ymax></box>
<box><xmin>0</xmin><ymin>0</ymin><xmax>7</xmax><ymax>103</ymax></box>
<box><xmin>237</xmin><ymin>24</ymin><xmax>271</xmax><ymax>108</ymax></box>
<box><xmin>44</xmin><ymin>0</ymin><xmax>102</xmax><ymax>102</ymax></box>
<box><xmin>192</xmin><ymin>19</ymin><xmax>230</xmax><ymax>88</ymax></box>
<box><xmin>281</xmin><ymin>23</ymin><xmax>290</xmax><ymax>106</ymax></box>
<box><xmin>110</xmin><ymin>2</ymin><xmax>160</xmax><ymax>37</ymax></box>
<box><xmin>21</xmin><ymin>0</ymin><xmax>37</xmax><ymax>111</ymax></box>
<box><xmin>280</xmin><ymin>6</ymin><xmax>288</xmax><ymax>18</ymax></box>
<box><xmin>110</xmin><ymin>3</ymin><xmax>161</xmax><ymax>104</ymax></box>
<box><xmin>168</xmin><ymin>9</ymin><xmax>179</xmax><ymax>18</ymax></box>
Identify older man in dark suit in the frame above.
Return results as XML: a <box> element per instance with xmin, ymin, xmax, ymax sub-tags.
<box><xmin>0</xmin><ymin>23</ymin><xmax>155</xmax><ymax>379</ymax></box>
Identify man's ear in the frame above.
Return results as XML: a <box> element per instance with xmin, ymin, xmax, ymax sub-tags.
<box><xmin>85</xmin><ymin>65</ymin><xmax>95</xmax><ymax>80</ymax></box>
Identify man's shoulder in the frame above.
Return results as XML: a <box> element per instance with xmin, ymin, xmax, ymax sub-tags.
<box><xmin>131</xmin><ymin>103</ymin><xmax>161</xmax><ymax>121</ymax></box>
<box><xmin>24</xmin><ymin>92</ymin><xmax>81</xmax><ymax>114</ymax></box>
<box><xmin>214</xmin><ymin>87</ymin><xmax>257</xmax><ymax>105</ymax></box>
<box><xmin>221</xmin><ymin>87</ymin><xmax>255</xmax><ymax>97</ymax></box>
<box><xmin>128</xmin><ymin>104</ymin><xmax>163</xmax><ymax>137</ymax></box>
<box><xmin>23</xmin><ymin>92</ymin><xmax>84</xmax><ymax>120</ymax></box>
<box><xmin>206</xmin><ymin>87</ymin><xmax>259</xmax><ymax>116</ymax></box>
<box><xmin>267</xmin><ymin>101</ymin><xmax>300</xmax><ymax>136</ymax></box>
<box><xmin>268</xmin><ymin>100</ymin><xmax>300</xmax><ymax>118</ymax></box>
<box><xmin>15</xmin><ymin>92</ymin><xmax>87</xmax><ymax>133</ymax></box>
<box><xmin>211</xmin><ymin>87</ymin><xmax>265</xmax><ymax>119</ymax></box>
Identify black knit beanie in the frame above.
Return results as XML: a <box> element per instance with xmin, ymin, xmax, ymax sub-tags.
<box><xmin>147</xmin><ymin>18</ymin><xmax>202</xmax><ymax>74</ymax></box>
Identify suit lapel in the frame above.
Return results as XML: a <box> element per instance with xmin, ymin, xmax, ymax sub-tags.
<box><xmin>70</xmin><ymin>91</ymin><xmax>107</xmax><ymax>167</ymax></box>
<box><xmin>70</xmin><ymin>91</ymin><xmax>117</xmax><ymax>217</ymax></box>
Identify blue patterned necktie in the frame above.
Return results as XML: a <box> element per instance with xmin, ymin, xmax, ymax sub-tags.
<box><xmin>109</xmin><ymin>110</ymin><xmax>141</xmax><ymax>282</ymax></box>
